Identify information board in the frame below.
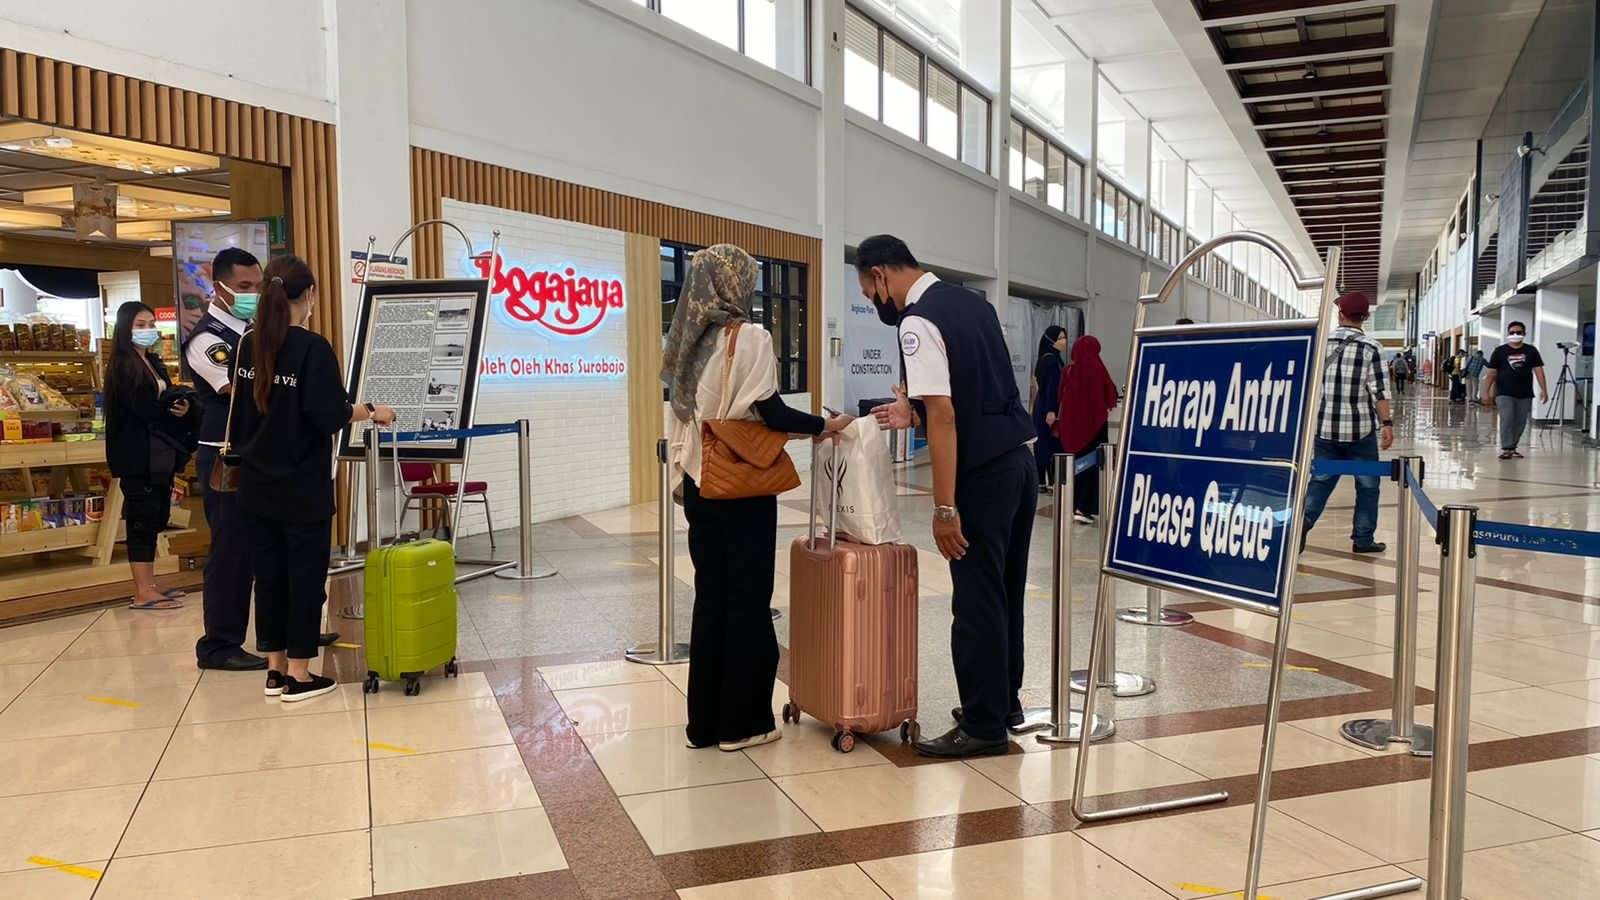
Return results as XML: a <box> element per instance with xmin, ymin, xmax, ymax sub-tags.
<box><xmin>337</xmin><ymin>278</ymin><xmax>490</xmax><ymax>462</ymax></box>
<box><xmin>1105</xmin><ymin>323</ymin><xmax>1318</xmax><ymax>610</ymax></box>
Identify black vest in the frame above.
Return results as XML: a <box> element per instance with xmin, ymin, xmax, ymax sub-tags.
<box><xmin>902</xmin><ymin>282</ymin><xmax>1033</xmax><ymax>473</ymax></box>
<box><xmin>182</xmin><ymin>311</ymin><xmax>241</xmax><ymax>443</ymax></box>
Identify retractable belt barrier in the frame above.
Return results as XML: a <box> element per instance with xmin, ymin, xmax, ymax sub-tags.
<box><xmin>380</xmin><ymin>423</ymin><xmax>524</xmax><ymax>442</ymax></box>
<box><xmin>1073</xmin><ymin>448</ymin><xmax>1101</xmax><ymax>476</ymax></box>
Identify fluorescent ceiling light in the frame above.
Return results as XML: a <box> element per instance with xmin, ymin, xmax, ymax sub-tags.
<box><xmin>0</xmin><ymin>122</ymin><xmax>219</xmax><ymax>174</ymax></box>
<box><xmin>0</xmin><ymin>204</ymin><xmax>63</xmax><ymax>229</ymax></box>
<box><xmin>23</xmin><ymin>185</ymin><xmax>229</xmax><ymax>220</ymax></box>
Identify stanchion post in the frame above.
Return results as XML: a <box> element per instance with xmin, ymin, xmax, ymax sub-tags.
<box><xmin>493</xmin><ymin>418</ymin><xmax>557</xmax><ymax>580</ymax></box>
<box><xmin>1429</xmin><ymin>505</ymin><xmax>1478</xmax><ymax>900</ymax></box>
<box><xmin>1341</xmin><ymin>455</ymin><xmax>1431</xmax><ymax>755</ymax></box>
<box><xmin>625</xmin><ymin>438</ymin><xmax>689</xmax><ymax>665</ymax></box>
<box><xmin>1072</xmin><ymin>442</ymin><xmax>1154</xmax><ymax>697</ymax></box>
<box><xmin>1038</xmin><ymin>452</ymin><xmax>1113</xmax><ymax>745</ymax></box>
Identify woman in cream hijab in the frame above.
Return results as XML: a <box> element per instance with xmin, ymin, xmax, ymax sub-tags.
<box><xmin>662</xmin><ymin>244</ymin><xmax>850</xmax><ymax>751</ymax></box>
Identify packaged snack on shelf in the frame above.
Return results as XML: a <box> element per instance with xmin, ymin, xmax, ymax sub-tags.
<box><xmin>15</xmin><ymin>499</ymin><xmax>41</xmax><ymax>532</ymax></box>
<box><xmin>14</xmin><ymin>324</ymin><xmax>33</xmax><ymax>351</ymax></box>
<box><xmin>86</xmin><ymin>494</ymin><xmax>105</xmax><ymax>522</ymax></box>
<box><xmin>62</xmin><ymin>496</ymin><xmax>86</xmax><ymax>526</ymax></box>
<box><xmin>1</xmin><ymin>417</ymin><xmax>19</xmax><ymax>442</ymax></box>
<box><xmin>40</xmin><ymin>498</ymin><xmax>62</xmax><ymax>529</ymax></box>
<box><xmin>0</xmin><ymin>327</ymin><xmax>14</xmax><ymax>351</ymax></box>
<box><xmin>0</xmin><ymin>501</ymin><xmax>16</xmax><ymax>534</ymax></box>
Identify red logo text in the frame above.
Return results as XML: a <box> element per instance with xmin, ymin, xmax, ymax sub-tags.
<box><xmin>473</xmin><ymin>252</ymin><xmax>624</xmax><ymax>337</ymax></box>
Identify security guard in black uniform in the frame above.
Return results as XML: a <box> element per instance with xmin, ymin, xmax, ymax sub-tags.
<box><xmin>186</xmin><ymin>248</ymin><xmax>266</xmax><ymax>670</ymax></box>
<box><xmin>861</xmin><ymin>235</ymin><xmax>1037</xmax><ymax>758</ymax></box>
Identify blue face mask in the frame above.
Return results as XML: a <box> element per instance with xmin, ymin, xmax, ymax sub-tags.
<box><xmin>131</xmin><ymin>328</ymin><xmax>161</xmax><ymax>349</ymax></box>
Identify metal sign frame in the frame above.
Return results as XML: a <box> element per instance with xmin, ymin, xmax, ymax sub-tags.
<box><xmin>1070</xmin><ymin>233</ymin><xmax>1342</xmax><ymax>900</ymax></box>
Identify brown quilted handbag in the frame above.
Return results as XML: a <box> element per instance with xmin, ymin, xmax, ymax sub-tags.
<box><xmin>698</xmin><ymin>323</ymin><xmax>801</xmax><ymax>499</ymax></box>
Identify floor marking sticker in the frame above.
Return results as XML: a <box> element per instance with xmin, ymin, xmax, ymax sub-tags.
<box><xmin>365</xmin><ymin>741</ymin><xmax>417</xmax><ymax>755</ymax></box>
<box><xmin>1241</xmin><ymin>662</ymin><xmax>1320</xmax><ymax>673</ymax></box>
<box><xmin>1172</xmin><ymin>885</ymin><xmax>1279</xmax><ymax>900</ymax></box>
<box><xmin>612</xmin><ymin>560</ymin><xmax>652</xmax><ymax>568</ymax></box>
<box><xmin>332</xmin><ymin>642</ymin><xmax>361</xmax><ymax>650</ymax></box>
<box><xmin>27</xmin><ymin>856</ymin><xmax>102</xmax><ymax>880</ymax></box>
<box><xmin>83</xmin><ymin>695</ymin><xmax>141</xmax><ymax>708</ymax></box>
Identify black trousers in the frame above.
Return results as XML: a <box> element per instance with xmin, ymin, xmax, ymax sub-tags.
<box><xmin>121</xmin><ymin>473</ymin><xmax>173</xmax><ymax>564</ymax></box>
<box><xmin>248</xmin><ymin>514</ymin><xmax>332</xmax><ymax>660</ymax></box>
<box><xmin>949</xmin><ymin>445</ymin><xmax>1037</xmax><ymax>740</ymax></box>
<box><xmin>682</xmin><ymin>476</ymin><xmax>780</xmax><ymax>746</ymax></box>
<box><xmin>1071</xmin><ymin>425</ymin><xmax>1109</xmax><ymax>517</ymax></box>
<box><xmin>195</xmin><ymin>449</ymin><xmax>254</xmax><ymax>662</ymax></box>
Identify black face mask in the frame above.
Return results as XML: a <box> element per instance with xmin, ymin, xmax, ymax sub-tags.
<box><xmin>872</xmin><ymin>294</ymin><xmax>902</xmax><ymax>327</ymax></box>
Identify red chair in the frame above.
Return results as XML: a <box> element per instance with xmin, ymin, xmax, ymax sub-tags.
<box><xmin>398</xmin><ymin>462</ymin><xmax>496</xmax><ymax>552</ymax></box>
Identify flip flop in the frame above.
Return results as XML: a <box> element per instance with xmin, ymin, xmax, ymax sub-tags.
<box><xmin>161</xmin><ymin>588</ymin><xmax>187</xmax><ymax>600</ymax></box>
<box><xmin>129</xmin><ymin>596</ymin><xmax>184</xmax><ymax>610</ymax></box>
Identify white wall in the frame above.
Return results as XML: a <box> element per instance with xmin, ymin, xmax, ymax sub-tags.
<box><xmin>0</xmin><ymin>0</ymin><xmax>332</xmax><ymax>119</ymax></box>
<box><xmin>406</xmin><ymin>0</ymin><xmax>821</xmax><ymax>239</ymax></box>
<box><xmin>1008</xmin><ymin>197</ymin><xmax>1089</xmax><ymax>298</ymax></box>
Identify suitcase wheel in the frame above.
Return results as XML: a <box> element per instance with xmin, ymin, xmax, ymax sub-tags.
<box><xmin>831</xmin><ymin>730</ymin><xmax>856</xmax><ymax>753</ymax></box>
<box><xmin>403</xmin><ymin>677</ymin><xmax>421</xmax><ymax>697</ymax></box>
<box><xmin>781</xmin><ymin>702</ymin><xmax>799</xmax><ymax>724</ymax></box>
<box><xmin>445</xmin><ymin>658</ymin><xmax>459</xmax><ymax>678</ymax></box>
<box><xmin>363</xmin><ymin>672</ymin><xmax>380</xmax><ymax>695</ymax></box>
<box><xmin>899</xmin><ymin>720</ymin><xmax>921</xmax><ymax>744</ymax></box>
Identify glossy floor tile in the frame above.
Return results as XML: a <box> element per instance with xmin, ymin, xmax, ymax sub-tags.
<box><xmin>179</xmin><ymin>672</ymin><xmax>366</xmax><ymax>725</ymax></box>
<box><xmin>20</xmin><ymin>651</ymin><xmax>201</xmax><ymax>698</ymax></box>
<box><xmin>538</xmin><ymin>657</ymin><xmax>665</xmax><ymax>691</ymax></box>
<box><xmin>365</xmin><ymin>670</ymin><xmax>496</xmax><ymax>707</ymax></box>
<box><xmin>371</xmin><ymin>806</ymin><xmax>567</xmax><ymax>894</ymax></box>
<box><xmin>860</xmin><ymin>831</ymin><xmax>1170</xmax><ymax>899</ymax></box>
<box><xmin>0</xmin><ymin>784</ymin><xmax>142</xmax><ymax>874</ymax></box>
<box><xmin>153</xmin><ymin>709</ymin><xmax>367</xmax><ymax>779</ymax></box>
<box><xmin>1467</xmin><ymin>756</ymin><xmax>1600</xmax><ymax>832</ymax></box>
<box><xmin>621</xmin><ymin>778</ymin><xmax>820</xmax><ymax>854</ymax></box>
<box><xmin>364</xmin><ymin>696</ymin><xmax>514</xmax><ymax>755</ymax></box>
<box><xmin>965</xmin><ymin>740</ymin><xmax>1204</xmax><ymax>803</ymax></box>
<box><xmin>0</xmin><ymin>858</ymin><xmax>106</xmax><ymax>899</ymax></box>
<box><xmin>1135</xmin><ymin>723</ymin><xmax>1369</xmax><ymax>778</ymax></box>
<box><xmin>554</xmin><ymin>679</ymin><xmax>689</xmax><ymax>737</ymax></box>
<box><xmin>0</xmin><ymin>683</ymin><xmax>195</xmax><ymax>741</ymax></box>
<box><xmin>369</xmin><ymin>744</ymin><xmax>543</xmax><ymax>826</ymax></box>
<box><xmin>1465</xmin><ymin>686</ymin><xmax>1600</xmax><ymax>736</ymax></box>
<box><xmin>774</xmin><ymin>760</ymin><xmax>1021</xmax><ymax>831</ymax></box>
<box><xmin>583</xmin><ymin>724</ymin><xmax>766</xmax><ymax>796</ymax></box>
<box><xmin>676</xmin><ymin>863</ymin><xmax>887</xmax><ymax>899</ymax></box>
<box><xmin>0</xmin><ymin>728</ymin><xmax>169</xmax><ymax>797</ymax></box>
<box><xmin>1401</xmin><ymin>834</ymin><xmax>1600</xmax><ymax>899</ymax></box>
<box><xmin>741</xmin><ymin>719</ymin><xmax>893</xmax><ymax>777</ymax></box>
<box><xmin>96</xmin><ymin>830</ymin><xmax>372</xmax><ymax>900</ymax></box>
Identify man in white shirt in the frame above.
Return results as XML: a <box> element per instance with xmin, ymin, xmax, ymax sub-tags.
<box><xmin>861</xmin><ymin>235</ymin><xmax>1037</xmax><ymax>758</ymax></box>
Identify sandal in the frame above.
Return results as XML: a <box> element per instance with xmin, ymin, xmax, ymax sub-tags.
<box><xmin>161</xmin><ymin>588</ymin><xmax>187</xmax><ymax>600</ymax></box>
<box><xmin>1498</xmin><ymin>451</ymin><xmax>1513</xmax><ymax>460</ymax></box>
<box><xmin>128</xmin><ymin>596</ymin><xmax>184</xmax><ymax>610</ymax></box>
<box><xmin>1510</xmin><ymin>450</ymin><xmax>1524</xmax><ymax>458</ymax></box>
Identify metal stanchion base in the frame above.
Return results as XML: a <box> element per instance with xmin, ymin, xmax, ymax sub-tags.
<box><xmin>1036</xmin><ymin>709</ymin><xmax>1117</xmax><ymax>744</ymax></box>
<box><xmin>1070</xmin><ymin>669</ymin><xmax>1156</xmax><ymax>697</ymax></box>
<box><xmin>1309</xmin><ymin>876</ymin><xmax>1424</xmax><ymax>900</ymax></box>
<box><xmin>1116</xmin><ymin>606</ymin><xmax>1194</xmax><ymax>627</ymax></box>
<box><xmin>492</xmin><ymin>564</ymin><xmax>558</xmax><ymax>581</ymax></box>
<box><xmin>1339</xmin><ymin>718</ymin><xmax>1434</xmax><ymax>756</ymax></box>
<box><xmin>1010</xmin><ymin>706</ymin><xmax>1055</xmax><ymax>735</ymax></box>
<box><xmin>771</xmin><ymin>608</ymin><xmax>782</xmax><ymax>622</ymax></box>
<box><xmin>624</xmin><ymin>642</ymin><xmax>691</xmax><ymax>666</ymax></box>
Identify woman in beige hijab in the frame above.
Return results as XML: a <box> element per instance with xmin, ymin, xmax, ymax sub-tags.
<box><xmin>663</xmin><ymin>244</ymin><xmax>850</xmax><ymax>751</ymax></box>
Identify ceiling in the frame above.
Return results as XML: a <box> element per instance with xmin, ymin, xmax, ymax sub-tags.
<box><xmin>1021</xmin><ymin>0</ymin><xmax>1322</xmax><ymax>275</ymax></box>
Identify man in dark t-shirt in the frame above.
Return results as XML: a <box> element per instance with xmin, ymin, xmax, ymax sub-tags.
<box><xmin>1482</xmin><ymin>320</ymin><xmax>1547</xmax><ymax>458</ymax></box>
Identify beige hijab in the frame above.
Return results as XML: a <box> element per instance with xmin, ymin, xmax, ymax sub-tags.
<box><xmin>661</xmin><ymin>244</ymin><xmax>758</xmax><ymax>423</ymax></box>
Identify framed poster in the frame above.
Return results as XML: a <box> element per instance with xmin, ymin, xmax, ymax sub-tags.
<box><xmin>337</xmin><ymin>278</ymin><xmax>490</xmax><ymax>462</ymax></box>
<box><xmin>172</xmin><ymin>220</ymin><xmax>272</xmax><ymax>345</ymax></box>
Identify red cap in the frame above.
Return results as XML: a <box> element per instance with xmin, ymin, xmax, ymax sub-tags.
<box><xmin>1335</xmin><ymin>291</ymin><xmax>1370</xmax><ymax>319</ymax></box>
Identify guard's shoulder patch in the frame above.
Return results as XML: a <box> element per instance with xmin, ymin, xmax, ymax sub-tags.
<box><xmin>901</xmin><ymin>331</ymin><xmax>921</xmax><ymax>357</ymax></box>
<box><xmin>205</xmin><ymin>341</ymin><xmax>232</xmax><ymax>367</ymax></box>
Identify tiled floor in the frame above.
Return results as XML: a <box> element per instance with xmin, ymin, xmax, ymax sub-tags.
<box><xmin>4</xmin><ymin>389</ymin><xmax>1600</xmax><ymax>898</ymax></box>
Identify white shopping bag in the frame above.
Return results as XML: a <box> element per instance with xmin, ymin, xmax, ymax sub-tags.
<box><xmin>816</xmin><ymin>417</ymin><xmax>901</xmax><ymax>545</ymax></box>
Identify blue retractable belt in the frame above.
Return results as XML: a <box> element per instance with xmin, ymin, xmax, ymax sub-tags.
<box><xmin>1309</xmin><ymin>459</ymin><xmax>1394</xmax><ymax>477</ymax></box>
<box><xmin>376</xmin><ymin>423</ymin><xmax>522</xmax><ymax>443</ymax></box>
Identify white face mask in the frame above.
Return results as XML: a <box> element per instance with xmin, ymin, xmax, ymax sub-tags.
<box><xmin>1507</xmin><ymin>334</ymin><xmax>1525</xmax><ymax>345</ymax></box>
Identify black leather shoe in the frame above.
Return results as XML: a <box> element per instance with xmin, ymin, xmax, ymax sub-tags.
<box><xmin>198</xmin><ymin>650</ymin><xmax>268</xmax><ymax>671</ymax></box>
<box><xmin>951</xmin><ymin>706</ymin><xmax>1026</xmax><ymax>730</ymax></box>
<box><xmin>319</xmin><ymin>632</ymin><xmax>341</xmax><ymax>647</ymax></box>
<box><xmin>914</xmin><ymin>725</ymin><xmax>1008</xmax><ymax>758</ymax></box>
<box><xmin>1352</xmin><ymin>542</ymin><xmax>1388</xmax><ymax>554</ymax></box>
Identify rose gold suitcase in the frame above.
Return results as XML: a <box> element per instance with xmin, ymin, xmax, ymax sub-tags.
<box><xmin>782</xmin><ymin>472</ymin><xmax>920</xmax><ymax>753</ymax></box>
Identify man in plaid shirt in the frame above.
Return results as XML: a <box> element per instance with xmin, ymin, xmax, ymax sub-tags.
<box><xmin>1302</xmin><ymin>292</ymin><xmax>1394</xmax><ymax>554</ymax></box>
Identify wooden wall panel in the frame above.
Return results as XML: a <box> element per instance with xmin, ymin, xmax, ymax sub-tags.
<box><xmin>624</xmin><ymin>233</ymin><xmax>665</xmax><ymax>504</ymax></box>
<box><xmin>0</xmin><ymin>48</ymin><xmax>349</xmax><ymax>535</ymax></box>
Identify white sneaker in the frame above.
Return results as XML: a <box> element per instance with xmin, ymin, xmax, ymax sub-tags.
<box><xmin>1073</xmin><ymin>513</ymin><xmax>1095</xmax><ymax>525</ymax></box>
<box><xmin>719</xmin><ymin>729</ymin><xmax>782</xmax><ymax>752</ymax></box>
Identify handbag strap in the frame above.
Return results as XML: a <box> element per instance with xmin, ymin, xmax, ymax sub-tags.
<box><xmin>219</xmin><ymin>330</ymin><xmax>249</xmax><ymax>453</ymax></box>
<box><xmin>714</xmin><ymin>322</ymin><xmax>743</xmax><ymax>421</ymax></box>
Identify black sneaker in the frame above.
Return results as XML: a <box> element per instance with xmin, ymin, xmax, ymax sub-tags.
<box><xmin>264</xmin><ymin>670</ymin><xmax>286</xmax><ymax>697</ymax></box>
<box><xmin>281</xmin><ymin>673</ymin><xmax>337</xmax><ymax>703</ymax></box>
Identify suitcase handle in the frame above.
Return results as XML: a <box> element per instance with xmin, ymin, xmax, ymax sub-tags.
<box><xmin>386</xmin><ymin>421</ymin><xmax>403</xmax><ymax>541</ymax></box>
<box><xmin>807</xmin><ymin>438</ymin><xmax>840</xmax><ymax>551</ymax></box>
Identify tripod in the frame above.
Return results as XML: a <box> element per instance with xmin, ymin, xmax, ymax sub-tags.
<box><xmin>1548</xmin><ymin>346</ymin><xmax>1578</xmax><ymax>428</ymax></box>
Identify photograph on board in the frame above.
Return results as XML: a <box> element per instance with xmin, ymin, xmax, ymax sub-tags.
<box><xmin>425</xmin><ymin>367</ymin><xmax>464</xmax><ymax>405</ymax></box>
<box><xmin>436</xmin><ymin>297</ymin><xmax>473</xmax><ymax>331</ymax></box>
<box><xmin>432</xmin><ymin>329</ymin><xmax>467</xmax><ymax>364</ymax></box>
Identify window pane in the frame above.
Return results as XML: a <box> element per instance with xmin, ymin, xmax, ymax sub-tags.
<box><xmin>1046</xmin><ymin>144</ymin><xmax>1065</xmax><ymax>211</ymax></box>
<box><xmin>1024</xmin><ymin>129</ymin><xmax>1046</xmax><ymax>200</ymax></box>
<box><xmin>744</xmin><ymin>0</ymin><xmax>807</xmax><ymax>81</ymax></box>
<box><xmin>882</xmin><ymin>34</ymin><xmax>922</xmax><ymax>139</ymax></box>
<box><xmin>1116</xmin><ymin>192</ymin><xmax>1129</xmax><ymax>243</ymax></box>
<box><xmin>926</xmin><ymin>65</ymin><xmax>959</xmax><ymax>159</ymax></box>
<box><xmin>844</xmin><ymin>8</ymin><xmax>879</xmax><ymax>119</ymax></box>
<box><xmin>660</xmin><ymin>0</ymin><xmax>738</xmax><ymax>51</ymax></box>
<box><xmin>1066</xmin><ymin>157</ymin><xmax>1083</xmax><ymax>219</ymax></box>
<box><xmin>1008</xmin><ymin>119</ymin><xmax>1025</xmax><ymax>191</ymax></box>
<box><xmin>960</xmin><ymin>85</ymin><xmax>988</xmax><ymax>171</ymax></box>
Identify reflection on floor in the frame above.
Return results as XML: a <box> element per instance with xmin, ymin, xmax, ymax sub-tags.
<box><xmin>3</xmin><ymin>390</ymin><xmax>1600</xmax><ymax>898</ymax></box>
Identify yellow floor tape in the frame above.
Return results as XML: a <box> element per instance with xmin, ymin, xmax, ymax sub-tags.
<box><xmin>365</xmin><ymin>741</ymin><xmax>417</xmax><ymax>755</ymax></box>
<box><xmin>1173</xmin><ymin>885</ymin><xmax>1278</xmax><ymax>900</ymax></box>
<box><xmin>83</xmin><ymin>695</ymin><xmax>141</xmax><ymax>708</ymax></box>
<box><xmin>27</xmin><ymin>856</ymin><xmax>102</xmax><ymax>880</ymax></box>
<box><xmin>1240</xmin><ymin>662</ymin><xmax>1320</xmax><ymax>673</ymax></box>
<box><xmin>332</xmin><ymin>642</ymin><xmax>361</xmax><ymax>650</ymax></box>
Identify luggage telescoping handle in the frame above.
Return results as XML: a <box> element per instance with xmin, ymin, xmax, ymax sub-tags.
<box><xmin>807</xmin><ymin>437</ymin><xmax>840</xmax><ymax>551</ymax></box>
<box><xmin>386</xmin><ymin>421</ymin><xmax>403</xmax><ymax>542</ymax></box>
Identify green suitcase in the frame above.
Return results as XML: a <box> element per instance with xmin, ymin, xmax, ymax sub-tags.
<box><xmin>363</xmin><ymin>538</ymin><xmax>459</xmax><ymax>696</ymax></box>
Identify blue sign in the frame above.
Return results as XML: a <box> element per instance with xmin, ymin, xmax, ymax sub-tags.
<box><xmin>1105</xmin><ymin>325</ymin><xmax>1318</xmax><ymax>609</ymax></box>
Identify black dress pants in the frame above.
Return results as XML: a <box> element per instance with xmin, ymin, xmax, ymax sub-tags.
<box><xmin>949</xmin><ymin>445</ymin><xmax>1037</xmax><ymax>740</ymax></box>
<box><xmin>248</xmin><ymin>514</ymin><xmax>332</xmax><ymax>660</ymax></box>
<box><xmin>682</xmin><ymin>476</ymin><xmax>780</xmax><ymax>746</ymax></box>
<box><xmin>120</xmin><ymin>473</ymin><xmax>173</xmax><ymax>564</ymax></box>
<box><xmin>195</xmin><ymin>448</ymin><xmax>254</xmax><ymax>663</ymax></box>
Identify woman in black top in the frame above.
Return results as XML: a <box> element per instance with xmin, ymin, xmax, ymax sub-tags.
<box><xmin>228</xmin><ymin>255</ymin><xmax>394</xmax><ymax>702</ymax></box>
<box><xmin>104</xmin><ymin>301</ymin><xmax>198</xmax><ymax>609</ymax></box>
<box><xmin>1031</xmin><ymin>325</ymin><xmax>1067</xmax><ymax>491</ymax></box>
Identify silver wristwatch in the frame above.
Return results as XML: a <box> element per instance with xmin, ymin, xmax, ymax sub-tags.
<box><xmin>934</xmin><ymin>505</ymin><xmax>957</xmax><ymax>522</ymax></box>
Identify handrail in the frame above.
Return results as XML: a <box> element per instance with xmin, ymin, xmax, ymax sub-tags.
<box><xmin>1140</xmin><ymin>231</ymin><xmax>1325</xmax><ymax>306</ymax></box>
<box><xmin>386</xmin><ymin>219</ymin><xmax>481</xmax><ymax>263</ymax></box>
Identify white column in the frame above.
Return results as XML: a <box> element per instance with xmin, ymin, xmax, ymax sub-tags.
<box><xmin>818</xmin><ymin>0</ymin><xmax>847</xmax><ymax>413</ymax></box>
<box><xmin>1533</xmin><ymin>287</ymin><xmax>1579</xmax><ymax>421</ymax></box>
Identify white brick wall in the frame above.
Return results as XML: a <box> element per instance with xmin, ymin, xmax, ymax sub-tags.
<box><xmin>441</xmin><ymin>200</ymin><xmax>632</xmax><ymax>534</ymax></box>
